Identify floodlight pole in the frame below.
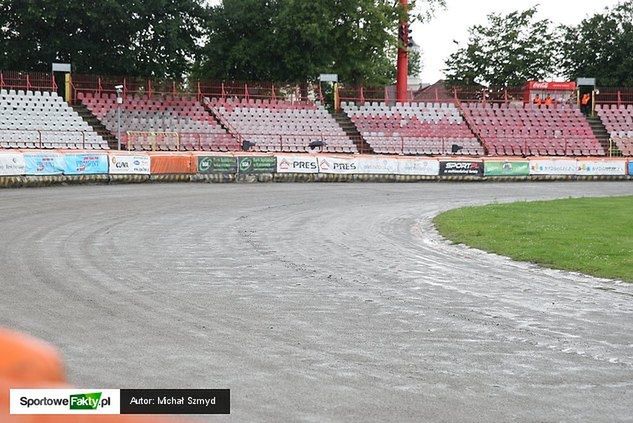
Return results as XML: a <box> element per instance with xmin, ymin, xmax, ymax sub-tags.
<box><xmin>396</xmin><ymin>0</ymin><xmax>409</xmax><ymax>103</ymax></box>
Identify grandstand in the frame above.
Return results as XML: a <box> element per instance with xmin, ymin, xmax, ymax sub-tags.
<box><xmin>77</xmin><ymin>92</ymin><xmax>239</xmax><ymax>151</ymax></box>
<box><xmin>342</xmin><ymin>101</ymin><xmax>484</xmax><ymax>155</ymax></box>
<box><xmin>596</xmin><ymin>105</ymin><xmax>633</xmax><ymax>156</ymax></box>
<box><xmin>207</xmin><ymin>98</ymin><xmax>357</xmax><ymax>153</ymax></box>
<box><xmin>461</xmin><ymin>103</ymin><xmax>605</xmax><ymax>156</ymax></box>
<box><xmin>0</xmin><ymin>89</ymin><xmax>107</xmax><ymax>149</ymax></box>
<box><xmin>0</xmin><ymin>72</ymin><xmax>632</xmax><ymax>157</ymax></box>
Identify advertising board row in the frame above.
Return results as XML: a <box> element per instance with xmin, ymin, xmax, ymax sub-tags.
<box><xmin>0</xmin><ymin>151</ymin><xmax>631</xmax><ymax>178</ymax></box>
<box><xmin>0</xmin><ymin>152</ymin><xmax>150</xmax><ymax>176</ymax></box>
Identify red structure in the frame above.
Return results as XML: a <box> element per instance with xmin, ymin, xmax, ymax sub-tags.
<box><xmin>523</xmin><ymin>81</ymin><xmax>577</xmax><ymax>105</ymax></box>
<box><xmin>396</xmin><ymin>0</ymin><xmax>409</xmax><ymax>103</ymax></box>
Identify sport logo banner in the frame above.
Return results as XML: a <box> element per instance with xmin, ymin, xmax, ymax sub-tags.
<box><xmin>439</xmin><ymin>161</ymin><xmax>483</xmax><ymax>176</ymax></box>
<box><xmin>198</xmin><ymin>156</ymin><xmax>238</xmax><ymax>174</ymax></box>
<box><xmin>23</xmin><ymin>152</ymin><xmax>65</xmax><ymax>175</ymax></box>
<box><xmin>397</xmin><ymin>158</ymin><xmax>440</xmax><ymax>176</ymax></box>
<box><xmin>109</xmin><ymin>155</ymin><xmax>150</xmax><ymax>175</ymax></box>
<box><xmin>276</xmin><ymin>155</ymin><xmax>319</xmax><ymax>174</ymax></box>
<box><xmin>318</xmin><ymin>157</ymin><xmax>358</xmax><ymax>174</ymax></box>
<box><xmin>63</xmin><ymin>153</ymin><xmax>109</xmax><ymax>175</ymax></box>
<box><xmin>238</xmin><ymin>156</ymin><xmax>277</xmax><ymax>174</ymax></box>
<box><xmin>484</xmin><ymin>161</ymin><xmax>530</xmax><ymax>176</ymax></box>
<box><xmin>0</xmin><ymin>153</ymin><xmax>26</xmax><ymax>176</ymax></box>
<box><xmin>575</xmin><ymin>160</ymin><xmax>626</xmax><ymax>176</ymax></box>
<box><xmin>529</xmin><ymin>159</ymin><xmax>577</xmax><ymax>175</ymax></box>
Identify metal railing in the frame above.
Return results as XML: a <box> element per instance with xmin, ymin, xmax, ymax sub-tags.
<box><xmin>0</xmin><ymin>129</ymin><xmax>95</xmax><ymax>149</ymax></box>
<box><xmin>0</xmin><ymin>71</ymin><xmax>57</xmax><ymax>92</ymax></box>
<box><xmin>123</xmin><ymin>131</ymin><xmax>350</xmax><ymax>153</ymax></box>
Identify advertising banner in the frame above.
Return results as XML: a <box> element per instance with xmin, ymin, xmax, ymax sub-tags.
<box><xmin>355</xmin><ymin>157</ymin><xmax>400</xmax><ymax>174</ymax></box>
<box><xmin>397</xmin><ymin>158</ymin><xmax>440</xmax><ymax>176</ymax></box>
<box><xmin>238</xmin><ymin>156</ymin><xmax>277</xmax><ymax>173</ymax></box>
<box><xmin>63</xmin><ymin>153</ymin><xmax>109</xmax><ymax>175</ymax></box>
<box><xmin>318</xmin><ymin>157</ymin><xmax>359</xmax><ymax>174</ymax></box>
<box><xmin>439</xmin><ymin>161</ymin><xmax>484</xmax><ymax>176</ymax></box>
<box><xmin>276</xmin><ymin>155</ymin><xmax>319</xmax><ymax>174</ymax></box>
<box><xmin>198</xmin><ymin>156</ymin><xmax>237</xmax><ymax>174</ymax></box>
<box><xmin>484</xmin><ymin>161</ymin><xmax>530</xmax><ymax>176</ymax></box>
<box><xmin>529</xmin><ymin>159</ymin><xmax>577</xmax><ymax>175</ymax></box>
<box><xmin>576</xmin><ymin>160</ymin><xmax>627</xmax><ymax>176</ymax></box>
<box><xmin>0</xmin><ymin>153</ymin><xmax>26</xmax><ymax>176</ymax></box>
<box><xmin>108</xmin><ymin>155</ymin><xmax>150</xmax><ymax>175</ymax></box>
<box><xmin>24</xmin><ymin>152</ymin><xmax>65</xmax><ymax>176</ymax></box>
<box><xmin>629</xmin><ymin>161</ymin><xmax>633</xmax><ymax>176</ymax></box>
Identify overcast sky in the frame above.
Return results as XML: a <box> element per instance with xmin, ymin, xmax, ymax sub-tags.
<box><xmin>415</xmin><ymin>0</ymin><xmax>621</xmax><ymax>83</ymax></box>
<box><xmin>206</xmin><ymin>0</ymin><xmax>622</xmax><ymax>83</ymax></box>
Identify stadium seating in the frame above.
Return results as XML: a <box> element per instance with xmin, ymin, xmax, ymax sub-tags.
<box><xmin>77</xmin><ymin>93</ymin><xmax>239</xmax><ymax>151</ymax></box>
<box><xmin>342</xmin><ymin>102</ymin><xmax>484</xmax><ymax>156</ymax></box>
<box><xmin>462</xmin><ymin>103</ymin><xmax>604</xmax><ymax>156</ymax></box>
<box><xmin>596</xmin><ymin>105</ymin><xmax>633</xmax><ymax>156</ymax></box>
<box><xmin>209</xmin><ymin>98</ymin><xmax>357</xmax><ymax>153</ymax></box>
<box><xmin>0</xmin><ymin>89</ymin><xmax>107</xmax><ymax>149</ymax></box>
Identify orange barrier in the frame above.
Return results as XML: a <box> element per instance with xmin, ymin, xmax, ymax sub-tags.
<box><xmin>148</xmin><ymin>153</ymin><xmax>195</xmax><ymax>174</ymax></box>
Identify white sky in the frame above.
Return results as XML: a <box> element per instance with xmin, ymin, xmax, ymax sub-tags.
<box><xmin>415</xmin><ymin>0</ymin><xmax>621</xmax><ymax>83</ymax></box>
<box><xmin>205</xmin><ymin>0</ymin><xmax>622</xmax><ymax>83</ymax></box>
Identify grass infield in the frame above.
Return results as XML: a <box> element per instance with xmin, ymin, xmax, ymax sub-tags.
<box><xmin>433</xmin><ymin>196</ymin><xmax>633</xmax><ymax>282</ymax></box>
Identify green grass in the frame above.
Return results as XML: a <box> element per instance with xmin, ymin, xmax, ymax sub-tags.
<box><xmin>433</xmin><ymin>196</ymin><xmax>633</xmax><ymax>282</ymax></box>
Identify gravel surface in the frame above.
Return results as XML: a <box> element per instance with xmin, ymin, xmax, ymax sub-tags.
<box><xmin>1</xmin><ymin>182</ymin><xmax>632</xmax><ymax>422</ymax></box>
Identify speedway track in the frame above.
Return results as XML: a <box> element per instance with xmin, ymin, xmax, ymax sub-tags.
<box><xmin>1</xmin><ymin>182</ymin><xmax>632</xmax><ymax>422</ymax></box>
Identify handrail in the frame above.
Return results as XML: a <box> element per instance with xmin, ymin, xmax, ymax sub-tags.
<box><xmin>0</xmin><ymin>129</ymin><xmax>91</xmax><ymax>149</ymax></box>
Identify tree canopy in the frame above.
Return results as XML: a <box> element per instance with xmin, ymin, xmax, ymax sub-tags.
<box><xmin>560</xmin><ymin>1</ymin><xmax>633</xmax><ymax>86</ymax></box>
<box><xmin>444</xmin><ymin>2</ymin><xmax>633</xmax><ymax>87</ymax></box>
<box><xmin>192</xmin><ymin>0</ymin><xmax>441</xmax><ymax>85</ymax></box>
<box><xmin>0</xmin><ymin>0</ymin><xmax>441</xmax><ymax>85</ymax></box>
<box><xmin>444</xmin><ymin>7</ymin><xmax>558</xmax><ymax>87</ymax></box>
<box><xmin>0</xmin><ymin>0</ymin><xmax>206</xmax><ymax>77</ymax></box>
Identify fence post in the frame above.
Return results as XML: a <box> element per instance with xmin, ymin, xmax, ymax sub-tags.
<box><xmin>359</xmin><ymin>86</ymin><xmax>365</xmax><ymax>106</ymax></box>
<box><xmin>26</xmin><ymin>74</ymin><xmax>31</xmax><ymax>91</ymax></box>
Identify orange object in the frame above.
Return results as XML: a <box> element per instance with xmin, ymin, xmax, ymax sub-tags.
<box><xmin>148</xmin><ymin>153</ymin><xmax>194</xmax><ymax>174</ymax></box>
<box><xmin>0</xmin><ymin>329</ymin><xmax>65</xmax><ymax>384</ymax></box>
<box><xmin>581</xmin><ymin>93</ymin><xmax>591</xmax><ymax>105</ymax></box>
<box><xmin>544</xmin><ymin>96</ymin><xmax>554</xmax><ymax>106</ymax></box>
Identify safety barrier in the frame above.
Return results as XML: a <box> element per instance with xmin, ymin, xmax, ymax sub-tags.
<box><xmin>0</xmin><ymin>150</ymin><xmax>631</xmax><ymax>187</ymax></box>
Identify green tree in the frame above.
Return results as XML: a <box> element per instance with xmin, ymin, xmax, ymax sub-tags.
<box><xmin>444</xmin><ymin>7</ymin><xmax>558</xmax><ymax>87</ymax></box>
<box><xmin>192</xmin><ymin>0</ymin><xmax>443</xmax><ymax>85</ymax></box>
<box><xmin>0</xmin><ymin>0</ymin><xmax>206</xmax><ymax>78</ymax></box>
<box><xmin>560</xmin><ymin>1</ymin><xmax>633</xmax><ymax>87</ymax></box>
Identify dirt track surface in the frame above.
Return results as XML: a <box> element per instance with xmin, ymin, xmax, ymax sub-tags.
<box><xmin>1</xmin><ymin>182</ymin><xmax>632</xmax><ymax>422</ymax></box>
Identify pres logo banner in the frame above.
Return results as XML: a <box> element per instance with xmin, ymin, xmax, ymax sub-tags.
<box><xmin>11</xmin><ymin>389</ymin><xmax>230</xmax><ymax>415</ymax></box>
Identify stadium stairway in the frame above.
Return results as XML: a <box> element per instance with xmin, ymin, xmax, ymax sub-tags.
<box><xmin>456</xmin><ymin>102</ymin><xmax>489</xmax><ymax>155</ymax></box>
<box><xmin>71</xmin><ymin>103</ymin><xmax>119</xmax><ymax>149</ymax></box>
<box><xmin>587</xmin><ymin>114</ymin><xmax>622</xmax><ymax>156</ymax></box>
<box><xmin>333</xmin><ymin>111</ymin><xmax>374</xmax><ymax>154</ymax></box>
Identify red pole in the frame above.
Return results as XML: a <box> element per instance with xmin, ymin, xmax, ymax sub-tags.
<box><xmin>396</xmin><ymin>0</ymin><xmax>409</xmax><ymax>103</ymax></box>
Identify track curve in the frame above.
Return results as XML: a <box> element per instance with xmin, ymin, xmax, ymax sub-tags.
<box><xmin>1</xmin><ymin>182</ymin><xmax>632</xmax><ymax>422</ymax></box>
